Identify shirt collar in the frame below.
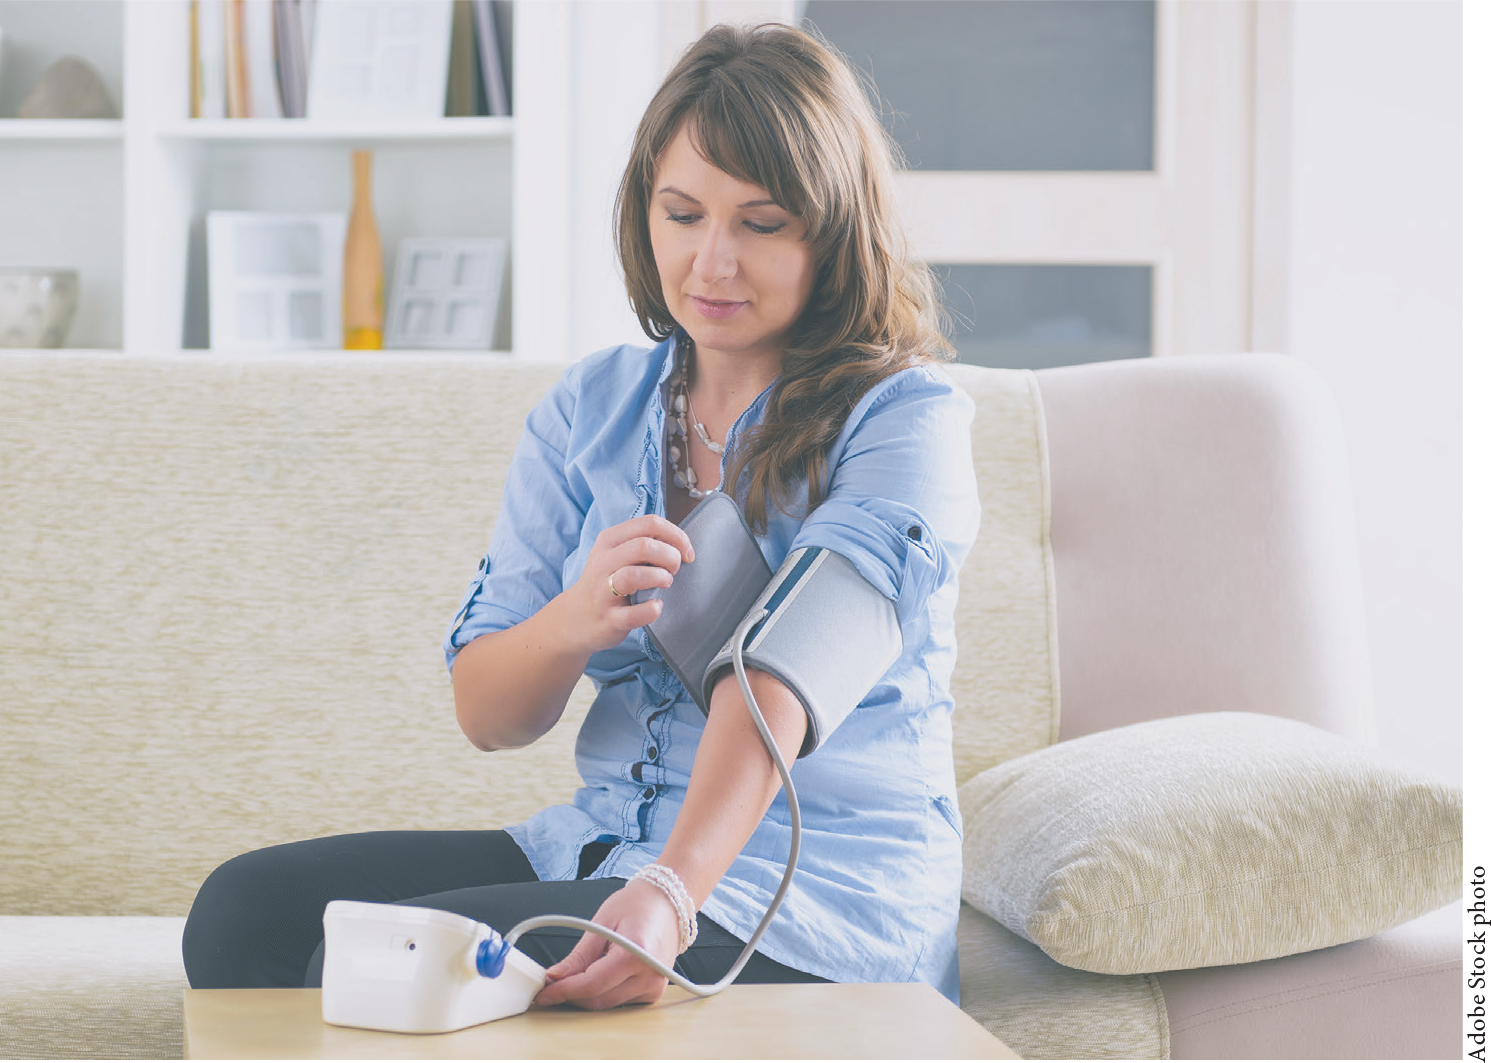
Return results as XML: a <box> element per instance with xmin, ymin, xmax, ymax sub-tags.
<box><xmin>652</xmin><ymin>331</ymin><xmax>683</xmax><ymax>417</ymax></box>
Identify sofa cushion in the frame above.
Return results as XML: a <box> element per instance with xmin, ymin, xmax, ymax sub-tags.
<box><xmin>959</xmin><ymin>712</ymin><xmax>1461</xmax><ymax>975</ymax></box>
<box><xmin>957</xmin><ymin>904</ymin><xmax>1168</xmax><ymax>1059</ymax></box>
<box><xmin>0</xmin><ymin>916</ymin><xmax>186</xmax><ymax>1060</ymax></box>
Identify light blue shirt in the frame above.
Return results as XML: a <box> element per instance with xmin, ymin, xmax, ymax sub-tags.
<box><xmin>445</xmin><ymin>335</ymin><xmax>979</xmax><ymax>999</ymax></box>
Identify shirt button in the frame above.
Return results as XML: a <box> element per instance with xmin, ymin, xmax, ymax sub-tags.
<box><xmin>907</xmin><ymin>524</ymin><xmax>923</xmax><ymax>541</ymax></box>
<box><xmin>648</xmin><ymin>746</ymin><xmax>659</xmax><ymax>759</ymax></box>
<box><xmin>642</xmin><ymin>787</ymin><xmax>656</xmax><ymax>800</ymax></box>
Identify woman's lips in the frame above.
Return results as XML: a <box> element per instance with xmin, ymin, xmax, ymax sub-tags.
<box><xmin>690</xmin><ymin>295</ymin><xmax>746</xmax><ymax>320</ymax></box>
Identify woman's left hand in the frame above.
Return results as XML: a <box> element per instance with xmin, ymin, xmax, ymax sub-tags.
<box><xmin>532</xmin><ymin>878</ymin><xmax>682</xmax><ymax>1010</ymax></box>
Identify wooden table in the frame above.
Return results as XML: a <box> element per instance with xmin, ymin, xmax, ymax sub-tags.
<box><xmin>184</xmin><ymin>983</ymin><xmax>1018</xmax><ymax>1059</ymax></box>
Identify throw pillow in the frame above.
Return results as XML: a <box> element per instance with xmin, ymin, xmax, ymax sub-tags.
<box><xmin>959</xmin><ymin>712</ymin><xmax>1461</xmax><ymax>975</ymax></box>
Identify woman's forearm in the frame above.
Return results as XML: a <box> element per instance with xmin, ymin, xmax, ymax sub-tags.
<box><xmin>657</xmin><ymin>668</ymin><xmax>808</xmax><ymax>910</ymax></box>
<box><xmin>534</xmin><ymin>668</ymin><xmax>808</xmax><ymax>1010</ymax></box>
<box><xmin>450</xmin><ymin>593</ymin><xmax>592</xmax><ymax>751</ymax></box>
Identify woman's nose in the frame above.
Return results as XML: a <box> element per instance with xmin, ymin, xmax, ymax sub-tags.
<box><xmin>693</xmin><ymin>223</ymin><xmax>737</xmax><ymax>283</ymax></box>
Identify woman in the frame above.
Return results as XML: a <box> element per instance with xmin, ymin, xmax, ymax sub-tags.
<box><xmin>182</xmin><ymin>21</ymin><xmax>979</xmax><ymax>1009</ymax></box>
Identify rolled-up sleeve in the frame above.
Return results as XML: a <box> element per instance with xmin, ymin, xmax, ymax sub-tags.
<box><xmin>791</xmin><ymin>366</ymin><xmax>979</xmax><ymax>628</ymax></box>
<box><xmin>444</xmin><ymin>370</ymin><xmax>587</xmax><ymax>670</ymax></box>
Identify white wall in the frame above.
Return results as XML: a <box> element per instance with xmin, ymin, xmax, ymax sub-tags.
<box><xmin>1282</xmin><ymin>0</ymin><xmax>1462</xmax><ymax>784</ymax></box>
<box><xmin>565</xmin><ymin>1</ymin><xmax>658</xmax><ymax>357</ymax></box>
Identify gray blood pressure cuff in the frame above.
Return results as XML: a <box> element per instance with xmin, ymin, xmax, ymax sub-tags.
<box><xmin>636</xmin><ymin>494</ymin><xmax>774</xmax><ymax>713</ymax></box>
<box><xmin>700</xmin><ymin>546</ymin><xmax>903</xmax><ymax>757</ymax></box>
<box><xmin>638</xmin><ymin>494</ymin><xmax>903</xmax><ymax>757</ymax></box>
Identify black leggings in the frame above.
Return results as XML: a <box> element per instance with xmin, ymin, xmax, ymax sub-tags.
<box><xmin>181</xmin><ymin>830</ymin><xmax>826</xmax><ymax>989</ymax></box>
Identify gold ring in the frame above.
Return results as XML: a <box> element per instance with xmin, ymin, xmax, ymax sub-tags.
<box><xmin>608</xmin><ymin>574</ymin><xmax>623</xmax><ymax>598</ymax></box>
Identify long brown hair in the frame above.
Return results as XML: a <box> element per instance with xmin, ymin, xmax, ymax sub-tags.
<box><xmin>615</xmin><ymin>22</ymin><xmax>951</xmax><ymax>532</ymax></box>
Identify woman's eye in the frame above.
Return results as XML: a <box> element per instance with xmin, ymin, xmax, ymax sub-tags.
<box><xmin>666</xmin><ymin>211</ymin><xmax>699</xmax><ymax>225</ymax></box>
<box><xmin>745</xmin><ymin>220</ymin><xmax>786</xmax><ymax>235</ymax></box>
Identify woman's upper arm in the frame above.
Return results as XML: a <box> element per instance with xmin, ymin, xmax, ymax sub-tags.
<box><xmin>444</xmin><ymin>373</ymin><xmax>587</xmax><ymax>669</ymax></box>
<box><xmin>791</xmin><ymin>366</ymin><xmax>980</xmax><ymax>626</ymax></box>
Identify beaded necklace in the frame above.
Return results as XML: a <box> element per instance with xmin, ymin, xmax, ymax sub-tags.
<box><xmin>667</xmin><ymin>340</ymin><xmax>725</xmax><ymax>500</ymax></box>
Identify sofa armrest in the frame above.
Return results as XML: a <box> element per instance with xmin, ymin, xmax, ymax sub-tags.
<box><xmin>1035</xmin><ymin>353</ymin><xmax>1375</xmax><ymax>744</ymax></box>
<box><xmin>1157</xmin><ymin>902</ymin><xmax>1461</xmax><ymax>1059</ymax></box>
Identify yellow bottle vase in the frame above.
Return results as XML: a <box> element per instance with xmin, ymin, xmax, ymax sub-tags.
<box><xmin>343</xmin><ymin>149</ymin><xmax>383</xmax><ymax>349</ymax></box>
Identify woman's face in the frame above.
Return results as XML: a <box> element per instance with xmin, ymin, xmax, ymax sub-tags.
<box><xmin>649</xmin><ymin>123</ymin><xmax>815</xmax><ymax>372</ymax></box>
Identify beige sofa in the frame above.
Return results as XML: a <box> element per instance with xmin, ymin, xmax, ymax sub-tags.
<box><xmin>0</xmin><ymin>350</ymin><xmax>1460</xmax><ymax>1058</ymax></box>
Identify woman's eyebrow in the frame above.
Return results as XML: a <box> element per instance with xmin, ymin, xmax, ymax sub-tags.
<box><xmin>656</xmin><ymin>185</ymin><xmax>779</xmax><ymax>210</ymax></box>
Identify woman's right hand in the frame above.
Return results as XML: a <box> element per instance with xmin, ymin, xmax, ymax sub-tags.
<box><xmin>452</xmin><ymin>515</ymin><xmax>692</xmax><ymax>751</ymax></box>
<box><xmin>556</xmin><ymin>515</ymin><xmax>694</xmax><ymax>655</ymax></box>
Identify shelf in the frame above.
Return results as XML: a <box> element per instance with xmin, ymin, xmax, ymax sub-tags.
<box><xmin>1</xmin><ymin>348</ymin><xmax>522</xmax><ymax>362</ymax></box>
<box><xmin>0</xmin><ymin>120</ymin><xmax>125</xmax><ymax>142</ymax></box>
<box><xmin>156</xmin><ymin>117</ymin><xmax>513</xmax><ymax>145</ymax></box>
<box><xmin>189</xmin><ymin>347</ymin><xmax>520</xmax><ymax>359</ymax></box>
<box><xmin>6</xmin><ymin>0</ymin><xmax>547</xmax><ymax>357</ymax></box>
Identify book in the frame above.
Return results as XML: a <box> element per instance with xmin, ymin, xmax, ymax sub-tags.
<box><xmin>190</xmin><ymin>0</ymin><xmax>200</xmax><ymax>117</ymax></box>
<box><xmin>273</xmin><ymin>0</ymin><xmax>308</xmax><ymax>118</ymax></box>
<box><xmin>298</xmin><ymin>0</ymin><xmax>318</xmax><ymax>67</ymax></box>
<box><xmin>224</xmin><ymin>0</ymin><xmax>249</xmax><ymax>118</ymax></box>
<box><xmin>195</xmin><ymin>0</ymin><xmax>231</xmax><ymax>118</ymax></box>
<box><xmin>472</xmin><ymin>0</ymin><xmax>508</xmax><ymax>117</ymax></box>
<box><xmin>446</xmin><ymin>0</ymin><xmax>478</xmax><ymax>117</ymax></box>
<box><xmin>244</xmin><ymin>0</ymin><xmax>285</xmax><ymax>118</ymax></box>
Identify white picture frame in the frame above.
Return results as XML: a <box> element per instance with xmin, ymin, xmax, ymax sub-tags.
<box><xmin>207</xmin><ymin>212</ymin><xmax>347</xmax><ymax>350</ymax></box>
<box><xmin>305</xmin><ymin>0</ymin><xmax>454</xmax><ymax>122</ymax></box>
<box><xmin>385</xmin><ymin>237</ymin><xmax>507</xmax><ymax>350</ymax></box>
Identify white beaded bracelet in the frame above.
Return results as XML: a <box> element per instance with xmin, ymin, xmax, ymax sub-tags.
<box><xmin>631</xmin><ymin>863</ymin><xmax>698</xmax><ymax>949</ymax></box>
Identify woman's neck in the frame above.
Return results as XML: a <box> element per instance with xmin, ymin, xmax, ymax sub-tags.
<box><xmin>684</xmin><ymin>343</ymin><xmax>781</xmax><ymax>432</ymax></box>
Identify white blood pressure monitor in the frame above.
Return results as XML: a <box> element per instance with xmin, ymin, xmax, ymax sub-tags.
<box><xmin>321</xmin><ymin>900</ymin><xmax>545</xmax><ymax>1034</ymax></box>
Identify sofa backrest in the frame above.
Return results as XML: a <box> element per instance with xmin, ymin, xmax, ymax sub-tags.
<box><xmin>0</xmin><ymin>351</ymin><xmax>1371</xmax><ymax>917</ymax></box>
<box><xmin>2</xmin><ymin>354</ymin><xmax>581</xmax><ymax>916</ymax></box>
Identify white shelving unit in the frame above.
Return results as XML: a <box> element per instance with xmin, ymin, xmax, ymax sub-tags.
<box><xmin>0</xmin><ymin>119</ymin><xmax>124</xmax><ymax>141</ymax></box>
<box><xmin>0</xmin><ymin>0</ymin><xmax>571</xmax><ymax>358</ymax></box>
<box><xmin>155</xmin><ymin>117</ymin><xmax>512</xmax><ymax>143</ymax></box>
<box><xmin>0</xmin><ymin>1</ymin><xmax>123</xmax><ymax>347</ymax></box>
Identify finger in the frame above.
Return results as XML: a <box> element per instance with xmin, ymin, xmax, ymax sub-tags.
<box><xmin>534</xmin><ymin>934</ymin><xmax>609</xmax><ymax>1006</ymax></box>
<box><xmin>551</xmin><ymin>930</ymin><xmax>608</xmax><ymax>979</ymax></box>
<box><xmin>539</xmin><ymin>947</ymin><xmax>663</xmax><ymax>1009</ymax></box>
<box><xmin>603</xmin><ymin>597</ymin><xmax>663</xmax><ymax>631</ymax></box>
<box><xmin>608</xmin><ymin>564</ymin><xmax>674</xmax><ymax>600</ymax></box>
<box><xmin>574</xmin><ymin>970</ymin><xmax>667</xmax><ymax>1011</ymax></box>
<box><xmin>637</xmin><ymin>514</ymin><xmax>695</xmax><ymax>563</ymax></box>
<box><xmin>611</xmin><ymin>534</ymin><xmax>688</xmax><ymax>577</ymax></box>
<box><xmin>539</xmin><ymin>943</ymin><xmax>635</xmax><ymax>1005</ymax></box>
<box><xmin>600</xmin><ymin>515</ymin><xmax>694</xmax><ymax>565</ymax></box>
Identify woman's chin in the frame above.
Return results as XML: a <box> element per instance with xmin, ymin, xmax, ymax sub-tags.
<box><xmin>681</xmin><ymin>320</ymin><xmax>778</xmax><ymax>362</ymax></box>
